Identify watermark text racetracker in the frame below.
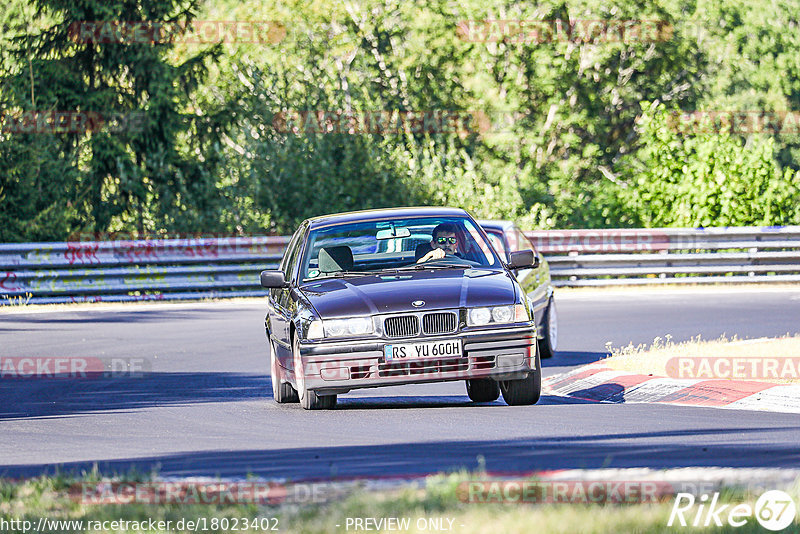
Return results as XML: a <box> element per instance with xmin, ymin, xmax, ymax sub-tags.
<box><xmin>0</xmin><ymin>357</ymin><xmax>150</xmax><ymax>379</ymax></box>
<box><xmin>68</xmin><ymin>20</ymin><xmax>286</xmax><ymax>44</ymax></box>
<box><xmin>460</xmin><ymin>480</ymin><xmax>676</xmax><ymax>504</ymax></box>
<box><xmin>61</xmin><ymin>232</ymin><xmax>284</xmax><ymax>265</ymax></box>
<box><xmin>461</xmin><ymin>480</ymin><xmax>798</xmax><ymax>530</ymax></box>
<box><xmin>271</xmin><ymin>110</ymin><xmax>523</xmax><ymax>136</ymax></box>
<box><xmin>667</xmin><ymin>110</ymin><xmax>800</xmax><ymax>135</ymax></box>
<box><xmin>667</xmin><ymin>356</ymin><xmax>800</xmax><ymax>380</ymax></box>
<box><xmin>457</xmin><ymin>19</ymin><xmax>673</xmax><ymax>44</ymax></box>
<box><xmin>526</xmin><ymin>229</ymin><xmax>670</xmax><ymax>253</ymax></box>
<box><xmin>73</xmin><ymin>480</ymin><xmax>351</xmax><ymax>505</ymax></box>
<box><xmin>0</xmin><ymin>111</ymin><xmax>145</xmax><ymax>134</ymax></box>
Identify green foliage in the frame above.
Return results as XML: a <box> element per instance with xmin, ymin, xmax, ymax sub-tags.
<box><xmin>0</xmin><ymin>0</ymin><xmax>229</xmax><ymax>241</ymax></box>
<box><xmin>1</xmin><ymin>0</ymin><xmax>800</xmax><ymax>241</ymax></box>
<box><xmin>621</xmin><ymin>103</ymin><xmax>800</xmax><ymax>227</ymax></box>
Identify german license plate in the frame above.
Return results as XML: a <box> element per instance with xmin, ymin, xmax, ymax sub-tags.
<box><xmin>383</xmin><ymin>339</ymin><xmax>462</xmax><ymax>362</ymax></box>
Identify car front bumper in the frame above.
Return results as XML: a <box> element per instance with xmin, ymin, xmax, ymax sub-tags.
<box><xmin>296</xmin><ymin>324</ymin><xmax>538</xmax><ymax>394</ymax></box>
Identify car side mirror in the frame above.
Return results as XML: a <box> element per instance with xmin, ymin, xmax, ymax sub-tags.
<box><xmin>508</xmin><ymin>249</ymin><xmax>538</xmax><ymax>269</ymax></box>
<box><xmin>260</xmin><ymin>270</ymin><xmax>289</xmax><ymax>288</ymax></box>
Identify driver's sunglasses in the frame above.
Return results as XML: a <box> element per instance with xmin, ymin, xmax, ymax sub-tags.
<box><xmin>436</xmin><ymin>236</ymin><xmax>458</xmax><ymax>245</ymax></box>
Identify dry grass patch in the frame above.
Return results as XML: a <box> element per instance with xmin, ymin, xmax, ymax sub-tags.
<box><xmin>603</xmin><ymin>335</ymin><xmax>800</xmax><ymax>384</ymax></box>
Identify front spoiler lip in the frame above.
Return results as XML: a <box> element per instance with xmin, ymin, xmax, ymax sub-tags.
<box><xmin>299</xmin><ymin>323</ymin><xmax>536</xmax><ymax>356</ymax></box>
<box><xmin>294</xmin><ymin>324</ymin><xmax>537</xmax><ymax>392</ymax></box>
<box><xmin>311</xmin><ymin>369</ymin><xmax>534</xmax><ymax>395</ymax></box>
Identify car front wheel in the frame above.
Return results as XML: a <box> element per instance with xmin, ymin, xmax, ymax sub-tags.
<box><xmin>466</xmin><ymin>378</ymin><xmax>500</xmax><ymax>402</ymax></box>
<box><xmin>270</xmin><ymin>338</ymin><xmax>298</xmax><ymax>403</ymax></box>
<box><xmin>499</xmin><ymin>353</ymin><xmax>541</xmax><ymax>406</ymax></box>
<box><xmin>293</xmin><ymin>335</ymin><xmax>337</xmax><ymax>410</ymax></box>
<box><xmin>538</xmin><ymin>296</ymin><xmax>558</xmax><ymax>359</ymax></box>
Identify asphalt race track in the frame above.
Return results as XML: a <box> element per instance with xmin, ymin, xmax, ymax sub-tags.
<box><xmin>2</xmin><ymin>287</ymin><xmax>800</xmax><ymax>480</ymax></box>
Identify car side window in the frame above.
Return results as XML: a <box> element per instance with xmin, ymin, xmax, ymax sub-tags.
<box><xmin>486</xmin><ymin>231</ymin><xmax>509</xmax><ymax>260</ymax></box>
<box><xmin>283</xmin><ymin>226</ymin><xmax>307</xmax><ymax>283</ymax></box>
<box><xmin>515</xmin><ymin>229</ymin><xmax>537</xmax><ymax>254</ymax></box>
<box><xmin>280</xmin><ymin>234</ymin><xmax>297</xmax><ymax>273</ymax></box>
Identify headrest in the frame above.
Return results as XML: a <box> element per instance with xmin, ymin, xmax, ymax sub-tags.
<box><xmin>318</xmin><ymin>245</ymin><xmax>354</xmax><ymax>273</ymax></box>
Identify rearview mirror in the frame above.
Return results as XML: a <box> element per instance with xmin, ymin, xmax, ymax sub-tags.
<box><xmin>260</xmin><ymin>270</ymin><xmax>289</xmax><ymax>288</ymax></box>
<box><xmin>376</xmin><ymin>227</ymin><xmax>411</xmax><ymax>240</ymax></box>
<box><xmin>508</xmin><ymin>250</ymin><xmax>538</xmax><ymax>269</ymax></box>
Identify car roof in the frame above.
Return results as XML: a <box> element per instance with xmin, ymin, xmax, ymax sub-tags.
<box><xmin>477</xmin><ymin>219</ymin><xmax>517</xmax><ymax>232</ymax></box>
<box><xmin>306</xmin><ymin>207</ymin><xmax>471</xmax><ymax>229</ymax></box>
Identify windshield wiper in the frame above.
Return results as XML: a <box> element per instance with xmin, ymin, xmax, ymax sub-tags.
<box><xmin>304</xmin><ymin>264</ymin><xmax>473</xmax><ymax>281</ymax></box>
<box><xmin>396</xmin><ymin>262</ymin><xmax>472</xmax><ymax>271</ymax></box>
<box><xmin>303</xmin><ymin>270</ymin><xmax>380</xmax><ymax>281</ymax></box>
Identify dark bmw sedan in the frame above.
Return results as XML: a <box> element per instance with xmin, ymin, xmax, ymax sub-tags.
<box><xmin>261</xmin><ymin>207</ymin><xmax>541</xmax><ymax>409</ymax></box>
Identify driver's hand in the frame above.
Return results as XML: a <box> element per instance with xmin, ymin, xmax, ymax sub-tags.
<box><xmin>417</xmin><ymin>248</ymin><xmax>446</xmax><ymax>263</ymax></box>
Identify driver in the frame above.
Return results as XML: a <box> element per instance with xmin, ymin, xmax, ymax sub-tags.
<box><xmin>416</xmin><ymin>223</ymin><xmax>461</xmax><ymax>263</ymax></box>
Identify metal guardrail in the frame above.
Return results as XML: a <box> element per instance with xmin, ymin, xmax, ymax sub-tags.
<box><xmin>525</xmin><ymin>226</ymin><xmax>800</xmax><ymax>287</ymax></box>
<box><xmin>0</xmin><ymin>237</ymin><xmax>288</xmax><ymax>305</ymax></box>
<box><xmin>1</xmin><ymin>227</ymin><xmax>799</xmax><ymax>305</ymax></box>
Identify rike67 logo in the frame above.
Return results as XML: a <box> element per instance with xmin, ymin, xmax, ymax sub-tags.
<box><xmin>669</xmin><ymin>490</ymin><xmax>797</xmax><ymax>531</ymax></box>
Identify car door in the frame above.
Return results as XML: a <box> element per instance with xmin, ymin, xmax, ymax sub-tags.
<box><xmin>282</xmin><ymin>224</ymin><xmax>309</xmax><ymax>373</ymax></box>
<box><xmin>484</xmin><ymin>225</ymin><xmax>538</xmax><ymax>302</ymax></box>
<box><xmin>509</xmin><ymin>226</ymin><xmax>549</xmax><ymax>318</ymax></box>
<box><xmin>270</xmin><ymin>226</ymin><xmax>305</xmax><ymax>369</ymax></box>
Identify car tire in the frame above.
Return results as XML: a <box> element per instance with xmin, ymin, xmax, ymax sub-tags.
<box><xmin>538</xmin><ymin>296</ymin><xmax>558</xmax><ymax>359</ymax></box>
<box><xmin>499</xmin><ymin>353</ymin><xmax>542</xmax><ymax>406</ymax></box>
<box><xmin>270</xmin><ymin>338</ymin><xmax>298</xmax><ymax>403</ymax></box>
<box><xmin>465</xmin><ymin>379</ymin><xmax>500</xmax><ymax>402</ymax></box>
<box><xmin>293</xmin><ymin>335</ymin><xmax>337</xmax><ymax>410</ymax></box>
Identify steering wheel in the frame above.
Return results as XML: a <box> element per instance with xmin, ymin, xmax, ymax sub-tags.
<box><xmin>427</xmin><ymin>253</ymin><xmax>480</xmax><ymax>267</ymax></box>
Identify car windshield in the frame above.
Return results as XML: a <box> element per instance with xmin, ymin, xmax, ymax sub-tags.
<box><xmin>300</xmin><ymin>216</ymin><xmax>499</xmax><ymax>281</ymax></box>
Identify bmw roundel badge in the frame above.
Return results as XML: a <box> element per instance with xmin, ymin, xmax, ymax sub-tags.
<box><xmin>412</xmin><ymin>300</ymin><xmax>425</xmax><ymax>308</ymax></box>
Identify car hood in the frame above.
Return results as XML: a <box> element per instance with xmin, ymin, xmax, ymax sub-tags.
<box><xmin>299</xmin><ymin>268</ymin><xmax>517</xmax><ymax>318</ymax></box>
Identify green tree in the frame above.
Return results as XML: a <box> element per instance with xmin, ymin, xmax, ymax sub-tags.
<box><xmin>621</xmin><ymin>103</ymin><xmax>800</xmax><ymax>227</ymax></box>
<box><xmin>4</xmin><ymin>0</ymin><xmax>800</xmax><ymax>241</ymax></box>
<box><xmin>0</xmin><ymin>0</ymin><xmax>227</xmax><ymax>241</ymax></box>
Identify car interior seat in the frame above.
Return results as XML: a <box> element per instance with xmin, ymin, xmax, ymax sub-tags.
<box><xmin>319</xmin><ymin>245</ymin><xmax>354</xmax><ymax>273</ymax></box>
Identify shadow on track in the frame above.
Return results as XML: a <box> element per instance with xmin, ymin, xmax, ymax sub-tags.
<box><xmin>0</xmin><ymin>372</ymin><xmax>598</xmax><ymax>419</ymax></box>
<box><xmin>541</xmin><ymin>350</ymin><xmax>609</xmax><ymax>367</ymax></box>
<box><xmin>6</xmin><ymin>307</ymin><xmax>244</xmax><ymax>325</ymax></box>
<box><xmin>4</xmin><ymin>424</ymin><xmax>800</xmax><ymax>479</ymax></box>
<box><xmin>336</xmin><ymin>396</ymin><xmax>478</xmax><ymax>409</ymax></box>
<box><xmin>0</xmin><ymin>372</ymin><xmax>268</xmax><ymax>420</ymax></box>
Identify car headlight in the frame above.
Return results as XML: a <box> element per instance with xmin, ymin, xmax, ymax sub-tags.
<box><xmin>320</xmin><ymin>317</ymin><xmax>373</xmax><ymax>338</ymax></box>
<box><xmin>468</xmin><ymin>304</ymin><xmax>528</xmax><ymax>326</ymax></box>
<box><xmin>468</xmin><ymin>308</ymin><xmax>492</xmax><ymax>326</ymax></box>
<box><xmin>307</xmin><ymin>320</ymin><xmax>324</xmax><ymax>339</ymax></box>
<box><xmin>492</xmin><ymin>306</ymin><xmax>514</xmax><ymax>323</ymax></box>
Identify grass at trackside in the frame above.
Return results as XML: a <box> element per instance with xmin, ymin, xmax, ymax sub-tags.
<box><xmin>1</xmin><ymin>472</ymin><xmax>799</xmax><ymax>533</ymax></box>
<box><xmin>603</xmin><ymin>335</ymin><xmax>800</xmax><ymax>385</ymax></box>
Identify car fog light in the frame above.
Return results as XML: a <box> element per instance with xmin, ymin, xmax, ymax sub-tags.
<box><xmin>496</xmin><ymin>353</ymin><xmax>524</xmax><ymax>367</ymax></box>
